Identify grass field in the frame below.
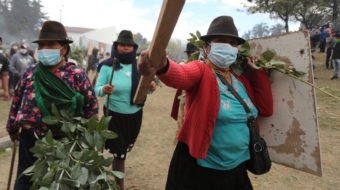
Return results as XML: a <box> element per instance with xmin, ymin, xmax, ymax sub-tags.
<box><xmin>0</xmin><ymin>51</ymin><xmax>340</xmax><ymax>189</ymax></box>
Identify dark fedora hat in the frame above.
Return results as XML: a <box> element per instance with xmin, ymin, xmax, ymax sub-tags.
<box><xmin>200</xmin><ymin>16</ymin><xmax>245</xmax><ymax>45</ymax></box>
<box><xmin>32</xmin><ymin>21</ymin><xmax>73</xmax><ymax>43</ymax></box>
<box><xmin>184</xmin><ymin>42</ymin><xmax>199</xmax><ymax>53</ymax></box>
<box><xmin>114</xmin><ymin>30</ymin><xmax>138</xmax><ymax>47</ymax></box>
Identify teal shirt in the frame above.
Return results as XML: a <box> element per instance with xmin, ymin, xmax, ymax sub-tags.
<box><xmin>95</xmin><ymin>64</ymin><xmax>141</xmax><ymax>114</ymax></box>
<box><xmin>197</xmin><ymin>73</ymin><xmax>258</xmax><ymax>170</ymax></box>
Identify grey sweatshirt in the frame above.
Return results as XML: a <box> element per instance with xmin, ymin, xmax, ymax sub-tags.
<box><xmin>10</xmin><ymin>52</ymin><xmax>35</xmax><ymax>75</ymax></box>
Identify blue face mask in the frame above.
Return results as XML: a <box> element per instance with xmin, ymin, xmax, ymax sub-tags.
<box><xmin>37</xmin><ymin>48</ymin><xmax>62</xmax><ymax>66</ymax></box>
<box><xmin>207</xmin><ymin>42</ymin><xmax>238</xmax><ymax>68</ymax></box>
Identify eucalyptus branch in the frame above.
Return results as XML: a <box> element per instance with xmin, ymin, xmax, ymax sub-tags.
<box><xmin>56</xmin><ymin>169</ymin><xmax>65</xmax><ymax>190</ymax></box>
<box><xmin>274</xmin><ymin>68</ymin><xmax>340</xmax><ymax>102</ymax></box>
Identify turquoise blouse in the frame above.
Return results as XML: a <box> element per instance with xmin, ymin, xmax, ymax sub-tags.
<box><xmin>95</xmin><ymin>64</ymin><xmax>141</xmax><ymax>114</ymax></box>
<box><xmin>197</xmin><ymin>73</ymin><xmax>258</xmax><ymax>170</ymax></box>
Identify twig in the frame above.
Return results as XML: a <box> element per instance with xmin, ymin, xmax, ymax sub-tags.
<box><xmin>274</xmin><ymin>68</ymin><xmax>340</xmax><ymax>102</ymax></box>
<box><xmin>106</xmin><ymin>58</ymin><xmax>118</xmax><ymax>116</ymax></box>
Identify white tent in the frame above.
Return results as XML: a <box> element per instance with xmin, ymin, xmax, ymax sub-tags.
<box><xmin>82</xmin><ymin>26</ymin><xmax>117</xmax><ymax>45</ymax></box>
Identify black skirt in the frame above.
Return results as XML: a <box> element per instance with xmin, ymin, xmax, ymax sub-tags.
<box><xmin>166</xmin><ymin>142</ymin><xmax>254</xmax><ymax>190</ymax></box>
<box><xmin>104</xmin><ymin>107</ymin><xmax>143</xmax><ymax>160</ymax></box>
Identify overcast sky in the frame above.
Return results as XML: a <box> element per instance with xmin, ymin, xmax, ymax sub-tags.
<box><xmin>40</xmin><ymin>0</ymin><xmax>300</xmax><ymax>41</ymax></box>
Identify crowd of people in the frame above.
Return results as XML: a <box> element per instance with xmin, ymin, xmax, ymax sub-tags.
<box><xmin>0</xmin><ymin>39</ymin><xmax>37</xmax><ymax>100</ymax></box>
<box><xmin>309</xmin><ymin>23</ymin><xmax>340</xmax><ymax>80</ymax></box>
<box><xmin>11</xmin><ymin>14</ymin><xmax>339</xmax><ymax>190</ymax></box>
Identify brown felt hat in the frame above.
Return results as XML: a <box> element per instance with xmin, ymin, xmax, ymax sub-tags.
<box><xmin>200</xmin><ymin>16</ymin><xmax>245</xmax><ymax>45</ymax></box>
<box><xmin>32</xmin><ymin>21</ymin><xmax>73</xmax><ymax>43</ymax></box>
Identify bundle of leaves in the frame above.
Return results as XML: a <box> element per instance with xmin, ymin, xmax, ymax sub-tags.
<box><xmin>21</xmin><ymin>105</ymin><xmax>123</xmax><ymax>190</ymax></box>
<box><xmin>187</xmin><ymin>31</ymin><xmax>305</xmax><ymax>78</ymax></box>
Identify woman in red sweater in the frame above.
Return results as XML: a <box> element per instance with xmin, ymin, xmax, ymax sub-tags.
<box><xmin>138</xmin><ymin>16</ymin><xmax>273</xmax><ymax>190</ymax></box>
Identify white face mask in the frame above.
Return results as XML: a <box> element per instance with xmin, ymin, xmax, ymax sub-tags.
<box><xmin>207</xmin><ymin>42</ymin><xmax>238</xmax><ymax>68</ymax></box>
<box><xmin>20</xmin><ymin>49</ymin><xmax>27</xmax><ymax>54</ymax></box>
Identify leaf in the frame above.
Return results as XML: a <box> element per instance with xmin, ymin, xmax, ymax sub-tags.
<box><xmin>94</xmin><ymin>131</ymin><xmax>103</xmax><ymax>150</ymax></box>
<box><xmin>230</xmin><ymin>62</ymin><xmax>244</xmax><ymax>76</ymax></box>
<box><xmin>270</xmin><ymin>61</ymin><xmax>286</xmax><ymax>69</ymax></box>
<box><xmin>196</xmin><ymin>30</ymin><xmax>201</xmax><ymax>38</ymax></box>
<box><xmin>107</xmin><ymin>170</ymin><xmax>125</xmax><ymax>179</ymax></box>
<box><xmin>101</xmin><ymin>157</ymin><xmax>113</xmax><ymax>167</ymax></box>
<box><xmin>45</xmin><ymin>130</ymin><xmax>54</xmax><ymax>145</ymax></box>
<box><xmin>189</xmin><ymin>33</ymin><xmax>197</xmax><ymax>40</ymax></box>
<box><xmin>51</xmin><ymin>104</ymin><xmax>61</xmax><ymax>120</ymax></box>
<box><xmin>60</xmin><ymin>109</ymin><xmax>73</xmax><ymax>121</ymax></box>
<box><xmin>101</xmin><ymin>130</ymin><xmax>118</xmax><ymax>140</ymax></box>
<box><xmin>87</xmin><ymin>115</ymin><xmax>98</xmax><ymax>132</ymax></box>
<box><xmin>98</xmin><ymin>116</ymin><xmax>111</xmax><ymax>130</ymax></box>
<box><xmin>261</xmin><ymin>50</ymin><xmax>276</xmax><ymax>62</ymax></box>
<box><xmin>42</xmin><ymin>116</ymin><xmax>59</xmax><ymax>125</ymax></box>
<box><xmin>85</xmin><ymin>132</ymin><xmax>95</xmax><ymax>148</ymax></box>
<box><xmin>79</xmin><ymin>167</ymin><xmax>89</xmax><ymax>185</ymax></box>
<box><xmin>60</xmin><ymin>178</ymin><xmax>81</xmax><ymax>187</ymax></box>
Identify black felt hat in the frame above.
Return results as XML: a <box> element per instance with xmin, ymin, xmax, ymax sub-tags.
<box><xmin>32</xmin><ymin>21</ymin><xmax>73</xmax><ymax>43</ymax></box>
<box><xmin>200</xmin><ymin>16</ymin><xmax>245</xmax><ymax>45</ymax></box>
<box><xmin>184</xmin><ymin>43</ymin><xmax>199</xmax><ymax>53</ymax></box>
<box><xmin>114</xmin><ymin>30</ymin><xmax>138</xmax><ymax>47</ymax></box>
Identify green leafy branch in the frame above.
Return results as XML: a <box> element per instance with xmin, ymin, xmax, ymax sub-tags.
<box><xmin>187</xmin><ymin>31</ymin><xmax>340</xmax><ymax>102</ymax></box>
<box><xmin>21</xmin><ymin>104</ymin><xmax>122</xmax><ymax>190</ymax></box>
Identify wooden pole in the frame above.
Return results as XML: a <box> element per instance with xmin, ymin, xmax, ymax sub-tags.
<box><xmin>133</xmin><ymin>0</ymin><xmax>185</xmax><ymax>104</ymax></box>
<box><xmin>106</xmin><ymin>58</ymin><xmax>118</xmax><ymax>116</ymax></box>
<box><xmin>7</xmin><ymin>140</ymin><xmax>17</xmax><ymax>190</ymax></box>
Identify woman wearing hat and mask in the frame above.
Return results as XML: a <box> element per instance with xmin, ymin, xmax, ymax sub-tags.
<box><xmin>138</xmin><ymin>16</ymin><xmax>273</xmax><ymax>189</ymax></box>
<box><xmin>6</xmin><ymin>21</ymin><xmax>98</xmax><ymax>189</ymax></box>
<box><xmin>95</xmin><ymin>30</ymin><xmax>156</xmax><ymax>190</ymax></box>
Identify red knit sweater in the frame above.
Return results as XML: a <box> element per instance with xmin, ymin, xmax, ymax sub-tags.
<box><xmin>158</xmin><ymin>59</ymin><xmax>273</xmax><ymax>159</ymax></box>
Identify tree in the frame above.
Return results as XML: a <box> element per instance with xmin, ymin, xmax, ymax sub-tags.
<box><xmin>242</xmin><ymin>30</ymin><xmax>252</xmax><ymax>40</ymax></box>
<box><xmin>251</xmin><ymin>22</ymin><xmax>270</xmax><ymax>38</ymax></box>
<box><xmin>0</xmin><ymin>0</ymin><xmax>47</xmax><ymax>43</ymax></box>
<box><xmin>292</xmin><ymin>0</ymin><xmax>330</xmax><ymax>30</ymax></box>
<box><xmin>246</xmin><ymin>0</ymin><xmax>299</xmax><ymax>32</ymax></box>
<box><xmin>270</xmin><ymin>23</ymin><xmax>285</xmax><ymax>35</ymax></box>
<box><xmin>134</xmin><ymin>32</ymin><xmax>149</xmax><ymax>53</ymax></box>
<box><xmin>166</xmin><ymin>39</ymin><xmax>184</xmax><ymax>62</ymax></box>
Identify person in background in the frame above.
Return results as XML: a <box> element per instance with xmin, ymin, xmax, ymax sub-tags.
<box><xmin>95</xmin><ymin>30</ymin><xmax>156</xmax><ymax>190</ymax></box>
<box><xmin>86</xmin><ymin>47</ymin><xmax>98</xmax><ymax>74</ymax></box>
<box><xmin>326</xmin><ymin>31</ymin><xmax>336</xmax><ymax>69</ymax></box>
<box><xmin>319</xmin><ymin>27</ymin><xmax>328</xmax><ymax>53</ymax></box>
<box><xmin>171</xmin><ymin>42</ymin><xmax>199</xmax><ymax>143</ymax></box>
<box><xmin>0</xmin><ymin>37</ymin><xmax>10</xmax><ymax>100</ymax></box>
<box><xmin>138</xmin><ymin>16</ymin><xmax>273</xmax><ymax>190</ymax></box>
<box><xmin>330</xmin><ymin>33</ymin><xmax>340</xmax><ymax>80</ymax></box>
<box><xmin>9</xmin><ymin>43</ymin><xmax>35</xmax><ymax>87</ymax></box>
<box><xmin>6</xmin><ymin>20</ymin><xmax>98</xmax><ymax>189</ymax></box>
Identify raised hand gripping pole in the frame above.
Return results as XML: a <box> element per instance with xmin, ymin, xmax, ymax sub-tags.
<box><xmin>133</xmin><ymin>0</ymin><xmax>185</xmax><ymax>104</ymax></box>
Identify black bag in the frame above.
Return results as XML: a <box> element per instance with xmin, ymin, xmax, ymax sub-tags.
<box><xmin>217</xmin><ymin>74</ymin><xmax>271</xmax><ymax>175</ymax></box>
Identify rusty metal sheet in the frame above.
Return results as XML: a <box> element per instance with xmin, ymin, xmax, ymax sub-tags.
<box><xmin>249</xmin><ymin>31</ymin><xmax>322</xmax><ymax>176</ymax></box>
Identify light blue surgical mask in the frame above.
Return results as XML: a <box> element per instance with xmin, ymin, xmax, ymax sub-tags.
<box><xmin>207</xmin><ymin>42</ymin><xmax>238</xmax><ymax>68</ymax></box>
<box><xmin>37</xmin><ymin>48</ymin><xmax>62</xmax><ymax>66</ymax></box>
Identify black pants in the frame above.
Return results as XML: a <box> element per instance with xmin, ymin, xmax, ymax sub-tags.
<box><xmin>320</xmin><ymin>39</ymin><xmax>326</xmax><ymax>52</ymax></box>
<box><xmin>166</xmin><ymin>142</ymin><xmax>253</xmax><ymax>190</ymax></box>
<box><xmin>14</xmin><ymin>129</ymin><xmax>37</xmax><ymax>190</ymax></box>
<box><xmin>326</xmin><ymin>47</ymin><xmax>334</xmax><ymax>69</ymax></box>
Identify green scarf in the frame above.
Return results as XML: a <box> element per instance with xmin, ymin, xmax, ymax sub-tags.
<box><xmin>33</xmin><ymin>62</ymin><xmax>84</xmax><ymax>116</ymax></box>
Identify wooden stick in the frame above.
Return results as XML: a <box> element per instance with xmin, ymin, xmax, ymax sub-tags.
<box><xmin>133</xmin><ymin>0</ymin><xmax>185</xmax><ymax>104</ymax></box>
<box><xmin>106</xmin><ymin>58</ymin><xmax>118</xmax><ymax>116</ymax></box>
<box><xmin>7</xmin><ymin>140</ymin><xmax>17</xmax><ymax>190</ymax></box>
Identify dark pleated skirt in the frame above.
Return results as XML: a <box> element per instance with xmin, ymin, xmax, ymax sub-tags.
<box><xmin>166</xmin><ymin>142</ymin><xmax>254</xmax><ymax>190</ymax></box>
<box><xmin>104</xmin><ymin>107</ymin><xmax>143</xmax><ymax>160</ymax></box>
